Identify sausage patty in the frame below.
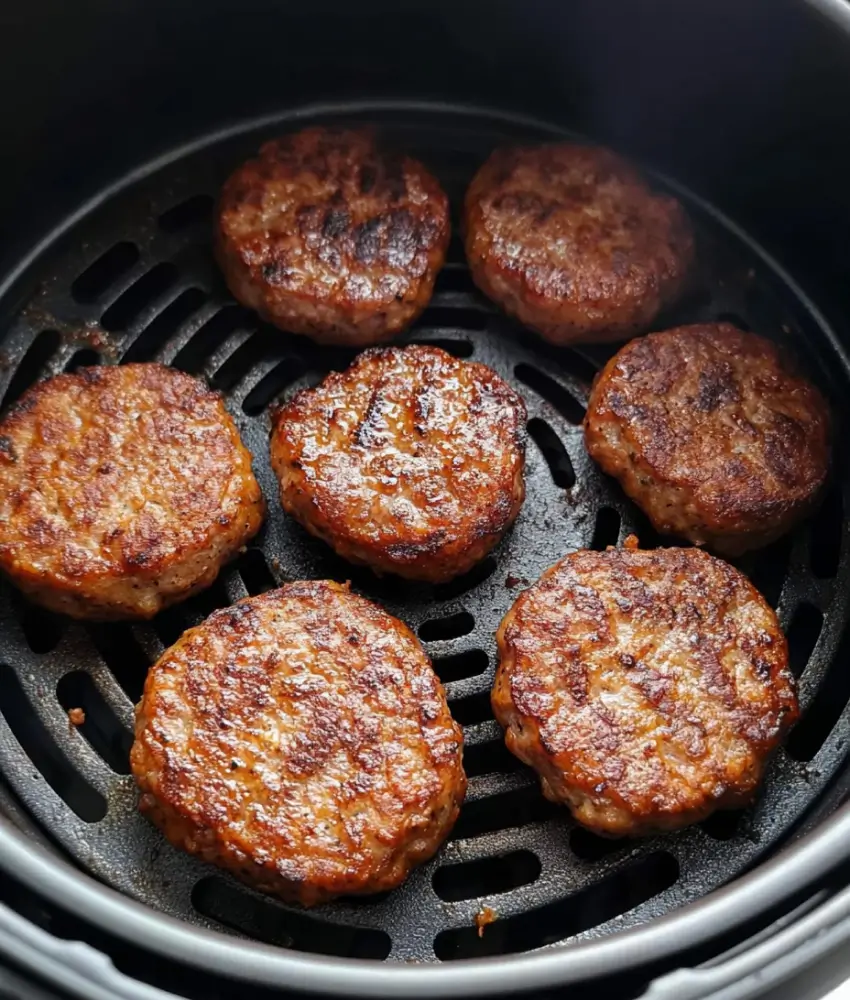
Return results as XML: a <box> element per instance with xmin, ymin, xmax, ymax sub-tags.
<box><xmin>270</xmin><ymin>345</ymin><xmax>526</xmax><ymax>583</ymax></box>
<box><xmin>584</xmin><ymin>324</ymin><xmax>831</xmax><ymax>556</ymax></box>
<box><xmin>493</xmin><ymin>541</ymin><xmax>798</xmax><ymax>837</ymax></box>
<box><xmin>0</xmin><ymin>363</ymin><xmax>264</xmax><ymax>620</ymax></box>
<box><xmin>131</xmin><ymin>581</ymin><xmax>466</xmax><ymax>905</ymax></box>
<box><xmin>464</xmin><ymin>143</ymin><xmax>695</xmax><ymax>345</ymax></box>
<box><xmin>216</xmin><ymin>127</ymin><xmax>451</xmax><ymax>346</ymax></box>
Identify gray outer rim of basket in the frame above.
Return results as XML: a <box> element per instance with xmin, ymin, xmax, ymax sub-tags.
<box><xmin>1</xmin><ymin>803</ymin><xmax>850</xmax><ymax>997</ymax></box>
<box><xmin>2</xmin><ymin>94</ymin><xmax>850</xmax><ymax>997</ymax></box>
<box><xmin>805</xmin><ymin>0</ymin><xmax>850</xmax><ymax>34</ymax></box>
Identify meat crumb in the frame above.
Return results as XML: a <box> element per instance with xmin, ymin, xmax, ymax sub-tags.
<box><xmin>475</xmin><ymin>905</ymin><xmax>497</xmax><ymax>937</ymax></box>
<box><xmin>68</xmin><ymin>707</ymin><xmax>86</xmax><ymax>726</ymax></box>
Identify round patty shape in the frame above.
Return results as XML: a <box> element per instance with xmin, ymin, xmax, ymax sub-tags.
<box><xmin>270</xmin><ymin>345</ymin><xmax>527</xmax><ymax>583</ymax></box>
<box><xmin>464</xmin><ymin>143</ymin><xmax>695</xmax><ymax>345</ymax></box>
<box><xmin>216</xmin><ymin>127</ymin><xmax>451</xmax><ymax>347</ymax></box>
<box><xmin>584</xmin><ymin>324</ymin><xmax>831</xmax><ymax>556</ymax></box>
<box><xmin>131</xmin><ymin>581</ymin><xmax>466</xmax><ymax>905</ymax></box>
<box><xmin>493</xmin><ymin>542</ymin><xmax>799</xmax><ymax>837</ymax></box>
<box><xmin>0</xmin><ymin>363</ymin><xmax>265</xmax><ymax>620</ymax></box>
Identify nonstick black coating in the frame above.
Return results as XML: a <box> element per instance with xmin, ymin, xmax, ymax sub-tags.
<box><xmin>0</xmin><ymin>103</ymin><xmax>847</xmax><ymax>980</ymax></box>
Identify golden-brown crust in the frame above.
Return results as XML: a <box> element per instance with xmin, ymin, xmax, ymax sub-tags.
<box><xmin>0</xmin><ymin>363</ymin><xmax>265</xmax><ymax>619</ymax></box>
<box><xmin>493</xmin><ymin>544</ymin><xmax>798</xmax><ymax>837</ymax></box>
<box><xmin>131</xmin><ymin>581</ymin><xmax>466</xmax><ymax>905</ymax></box>
<box><xmin>216</xmin><ymin>127</ymin><xmax>451</xmax><ymax>346</ymax></box>
<box><xmin>464</xmin><ymin>143</ymin><xmax>694</xmax><ymax>345</ymax></box>
<box><xmin>270</xmin><ymin>345</ymin><xmax>527</xmax><ymax>582</ymax></box>
<box><xmin>584</xmin><ymin>324</ymin><xmax>831</xmax><ymax>555</ymax></box>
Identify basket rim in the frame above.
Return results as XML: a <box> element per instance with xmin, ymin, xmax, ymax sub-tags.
<box><xmin>1</xmin><ymin>802</ymin><xmax>850</xmax><ymax>996</ymax></box>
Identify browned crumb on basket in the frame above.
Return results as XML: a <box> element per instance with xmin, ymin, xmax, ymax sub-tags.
<box><xmin>68</xmin><ymin>708</ymin><xmax>86</xmax><ymax>726</ymax></box>
<box><xmin>475</xmin><ymin>905</ymin><xmax>497</xmax><ymax>937</ymax></box>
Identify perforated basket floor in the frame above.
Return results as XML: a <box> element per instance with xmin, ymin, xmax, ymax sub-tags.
<box><xmin>0</xmin><ymin>104</ymin><xmax>848</xmax><ymax>964</ymax></box>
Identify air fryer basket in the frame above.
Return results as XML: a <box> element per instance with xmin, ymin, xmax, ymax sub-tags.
<box><xmin>0</xmin><ymin>99</ymin><xmax>848</xmax><ymax>983</ymax></box>
<box><xmin>2</xmin><ymin>1</ymin><xmax>850</xmax><ymax>997</ymax></box>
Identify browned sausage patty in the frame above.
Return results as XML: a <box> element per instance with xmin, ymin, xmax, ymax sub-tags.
<box><xmin>584</xmin><ymin>324</ymin><xmax>831</xmax><ymax>556</ymax></box>
<box><xmin>216</xmin><ymin>127</ymin><xmax>451</xmax><ymax>347</ymax></box>
<box><xmin>464</xmin><ymin>143</ymin><xmax>694</xmax><ymax>345</ymax></box>
<box><xmin>270</xmin><ymin>345</ymin><xmax>527</xmax><ymax>583</ymax></box>
<box><xmin>0</xmin><ymin>363</ymin><xmax>264</xmax><ymax>620</ymax></box>
<box><xmin>131</xmin><ymin>581</ymin><xmax>466</xmax><ymax>906</ymax></box>
<box><xmin>493</xmin><ymin>541</ymin><xmax>798</xmax><ymax>837</ymax></box>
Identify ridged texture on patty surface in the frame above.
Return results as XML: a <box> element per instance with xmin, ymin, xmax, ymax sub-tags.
<box><xmin>493</xmin><ymin>542</ymin><xmax>798</xmax><ymax>836</ymax></box>
<box><xmin>270</xmin><ymin>345</ymin><xmax>527</xmax><ymax>582</ymax></box>
<box><xmin>584</xmin><ymin>324</ymin><xmax>831</xmax><ymax>555</ymax></box>
<box><xmin>131</xmin><ymin>581</ymin><xmax>466</xmax><ymax>905</ymax></box>
<box><xmin>464</xmin><ymin>143</ymin><xmax>694</xmax><ymax>345</ymax></box>
<box><xmin>216</xmin><ymin>127</ymin><xmax>451</xmax><ymax>346</ymax></box>
<box><xmin>0</xmin><ymin>363</ymin><xmax>264</xmax><ymax>619</ymax></box>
